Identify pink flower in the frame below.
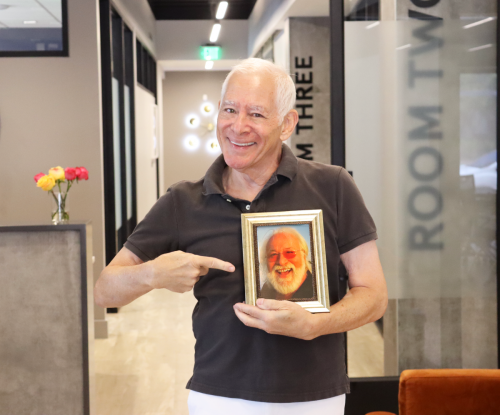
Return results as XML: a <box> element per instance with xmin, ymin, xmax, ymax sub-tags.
<box><xmin>75</xmin><ymin>166</ymin><xmax>89</xmax><ymax>180</ymax></box>
<box><xmin>65</xmin><ymin>167</ymin><xmax>77</xmax><ymax>181</ymax></box>
<box><xmin>34</xmin><ymin>172</ymin><xmax>45</xmax><ymax>183</ymax></box>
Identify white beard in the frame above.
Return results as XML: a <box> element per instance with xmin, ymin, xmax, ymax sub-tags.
<box><xmin>266</xmin><ymin>261</ymin><xmax>308</xmax><ymax>295</ymax></box>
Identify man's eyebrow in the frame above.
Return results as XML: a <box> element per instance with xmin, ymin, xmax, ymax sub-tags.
<box><xmin>248</xmin><ymin>105</ymin><xmax>266</xmax><ymax>112</ymax></box>
<box><xmin>222</xmin><ymin>100</ymin><xmax>236</xmax><ymax>106</ymax></box>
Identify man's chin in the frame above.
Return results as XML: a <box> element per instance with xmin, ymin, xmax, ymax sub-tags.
<box><xmin>269</xmin><ymin>272</ymin><xmax>300</xmax><ymax>295</ymax></box>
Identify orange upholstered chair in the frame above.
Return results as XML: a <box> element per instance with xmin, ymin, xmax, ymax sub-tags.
<box><xmin>366</xmin><ymin>369</ymin><xmax>500</xmax><ymax>415</ymax></box>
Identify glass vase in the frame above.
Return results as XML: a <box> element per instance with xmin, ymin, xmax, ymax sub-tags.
<box><xmin>52</xmin><ymin>192</ymin><xmax>69</xmax><ymax>224</ymax></box>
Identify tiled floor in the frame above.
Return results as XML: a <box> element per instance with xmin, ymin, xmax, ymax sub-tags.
<box><xmin>95</xmin><ymin>289</ymin><xmax>384</xmax><ymax>415</ymax></box>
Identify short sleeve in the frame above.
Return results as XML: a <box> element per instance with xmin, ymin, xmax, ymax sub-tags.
<box><xmin>124</xmin><ymin>189</ymin><xmax>179</xmax><ymax>262</ymax></box>
<box><xmin>336</xmin><ymin>168</ymin><xmax>377</xmax><ymax>254</ymax></box>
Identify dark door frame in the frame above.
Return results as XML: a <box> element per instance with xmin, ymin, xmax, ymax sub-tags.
<box><xmin>100</xmin><ymin>0</ymin><xmax>138</xmax><ymax>266</ymax></box>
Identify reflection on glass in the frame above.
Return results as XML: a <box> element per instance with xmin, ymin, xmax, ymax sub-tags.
<box><xmin>0</xmin><ymin>0</ymin><xmax>65</xmax><ymax>52</ymax></box>
<box><xmin>345</xmin><ymin>1</ymin><xmax>497</xmax><ymax>378</ymax></box>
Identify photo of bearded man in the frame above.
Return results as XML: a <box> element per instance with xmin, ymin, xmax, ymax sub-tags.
<box><xmin>258</xmin><ymin>226</ymin><xmax>315</xmax><ymax>301</ymax></box>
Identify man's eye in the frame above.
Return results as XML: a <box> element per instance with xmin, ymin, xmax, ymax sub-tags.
<box><xmin>225</xmin><ymin>108</ymin><xmax>235</xmax><ymax>113</ymax></box>
<box><xmin>252</xmin><ymin>113</ymin><xmax>263</xmax><ymax>117</ymax></box>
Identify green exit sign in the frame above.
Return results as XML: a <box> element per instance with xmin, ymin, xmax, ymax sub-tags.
<box><xmin>201</xmin><ymin>46</ymin><xmax>221</xmax><ymax>61</ymax></box>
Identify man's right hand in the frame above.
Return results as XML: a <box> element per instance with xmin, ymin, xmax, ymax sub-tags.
<box><xmin>94</xmin><ymin>247</ymin><xmax>235</xmax><ymax>308</ymax></box>
<box><xmin>148</xmin><ymin>251</ymin><xmax>235</xmax><ymax>293</ymax></box>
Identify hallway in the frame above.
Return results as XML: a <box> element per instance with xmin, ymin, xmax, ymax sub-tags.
<box><xmin>95</xmin><ymin>290</ymin><xmax>197</xmax><ymax>415</ymax></box>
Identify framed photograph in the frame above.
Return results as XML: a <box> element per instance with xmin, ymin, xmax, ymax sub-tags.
<box><xmin>241</xmin><ymin>210</ymin><xmax>330</xmax><ymax>313</ymax></box>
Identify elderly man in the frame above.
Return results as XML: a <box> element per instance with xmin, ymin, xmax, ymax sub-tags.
<box><xmin>95</xmin><ymin>58</ymin><xmax>387</xmax><ymax>415</ymax></box>
<box><xmin>260</xmin><ymin>228</ymin><xmax>314</xmax><ymax>300</ymax></box>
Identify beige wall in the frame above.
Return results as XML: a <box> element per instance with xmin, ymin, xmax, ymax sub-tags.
<box><xmin>0</xmin><ymin>0</ymin><xmax>106</xmax><ymax>332</ymax></box>
<box><xmin>162</xmin><ymin>71</ymin><xmax>229</xmax><ymax>189</ymax></box>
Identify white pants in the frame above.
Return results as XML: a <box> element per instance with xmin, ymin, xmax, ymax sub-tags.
<box><xmin>188</xmin><ymin>391</ymin><xmax>346</xmax><ymax>415</ymax></box>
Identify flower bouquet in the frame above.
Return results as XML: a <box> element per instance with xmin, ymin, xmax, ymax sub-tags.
<box><xmin>34</xmin><ymin>166</ymin><xmax>89</xmax><ymax>224</ymax></box>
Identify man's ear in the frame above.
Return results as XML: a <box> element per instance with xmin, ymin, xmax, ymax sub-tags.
<box><xmin>280</xmin><ymin>109</ymin><xmax>299</xmax><ymax>142</ymax></box>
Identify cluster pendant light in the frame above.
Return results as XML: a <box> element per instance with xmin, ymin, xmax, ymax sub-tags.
<box><xmin>183</xmin><ymin>95</ymin><xmax>220</xmax><ymax>154</ymax></box>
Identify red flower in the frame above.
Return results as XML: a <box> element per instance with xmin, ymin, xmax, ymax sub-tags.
<box><xmin>75</xmin><ymin>166</ymin><xmax>89</xmax><ymax>180</ymax></box>
<box><xmin>34</xmin><ymin>172</ymin><xmax>45</xmax><ymax>183</ymax></box>
<box><xmin>65</xmin><ymin>167</ymin><xmax>77</xmax><ymax>181</ymax></box>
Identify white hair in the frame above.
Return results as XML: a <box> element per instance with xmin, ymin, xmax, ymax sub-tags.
<box><xmin>220</xmin><ymin>58</ymin><xmax>296</xmax><ymax>122</ymax></box>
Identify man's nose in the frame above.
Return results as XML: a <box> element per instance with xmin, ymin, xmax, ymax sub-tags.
<box><xmin>277</xmin><ymin>252</ymin><xmax>288</xmax><ymax>265</ymax></box>
<box><xmin>231</xmin><ymin>112</ymin><xmax>250</xmax><ymax>134</ymax></box>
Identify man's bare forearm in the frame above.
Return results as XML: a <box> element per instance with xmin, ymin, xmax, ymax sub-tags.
<box><xmin>94</xmin><ymin>262</ymin><xmax>153</xmax><ymax>308</ymax></box>
<box><xmin>313</xmin><ymin>286</ymin><xmax>388</xmax><ymax>338</ymax></box>
<box><xmin>94</xmin><ymin>247</ymin><xmax>236</xmax><ymax>308</ymax></box>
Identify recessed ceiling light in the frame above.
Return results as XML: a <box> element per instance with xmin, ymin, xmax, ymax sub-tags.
<box><xmin>210</xmin><ymin>24</ymin><xmax>221</xmax><ymax>43</ymax></box>
<box><xmin>24</xmin><ymin>20</ymin><xmax>37</xmax><ymax>25</ymax></box>
<box><xmin>216</xmin><ymin>2</ymin><xmax>228</xmax><ymax>20</ymax></box>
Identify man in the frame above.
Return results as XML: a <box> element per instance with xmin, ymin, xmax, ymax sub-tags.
<box><xmin>95</xmin><ymin>58</ymin><xmax>387</xmax><ymax>415</ymax></box>
<box><xmin>260</xmin><ymin>228</ymin><xmax>314</xmax><ymax>300</ymax></box>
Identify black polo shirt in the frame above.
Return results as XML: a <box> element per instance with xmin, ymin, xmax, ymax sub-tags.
<box><xmin>124</xmin><ymin>144</ymin><xmax>377</xmax><ymax>403</ymax></box>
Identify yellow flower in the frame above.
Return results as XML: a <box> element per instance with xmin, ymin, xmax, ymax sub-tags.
<box><xmin>48</xmin><ymin>166</ymin><xmax>65</xmax><ymax>181</ymax></box>
<box><xmin>36</xmin><ymin>175</ymin><xmax>56</xmax><ymax>191</ymax></box>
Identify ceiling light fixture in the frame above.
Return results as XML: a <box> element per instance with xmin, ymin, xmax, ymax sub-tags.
<box><xmin>216</xmin><ymin>2</ymin><xmax>228</xmax><ymax>20</ymax></box>
<box><xmin>24</xmin><ymin>20</ymin><xmax>37</xmax><ymax>25</ymax></box>
<box><xmin>463</xmin><ymin>17</ymin><xmax>494</xmax><ymax>29</ymax></box>
<box><xmin>210</xmin><ymin>23</ymin><xmax>221</xmax><ymax>43</ymax></box>
<box><xmin>205</xmin><ymin>60</ymin><xmax>214</xmax><ymax>70</ymax></box>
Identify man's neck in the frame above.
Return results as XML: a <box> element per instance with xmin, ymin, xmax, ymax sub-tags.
<box><xmin>223</xmin><ymin>148</ymin><xmax>282</xmax><ymax>202</ymax></box>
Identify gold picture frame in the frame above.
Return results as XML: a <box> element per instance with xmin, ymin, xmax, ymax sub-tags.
<box><xmin>241</xmin><ymin>210</ymin><xmax>330</xmax><ymax>313</ymax></box>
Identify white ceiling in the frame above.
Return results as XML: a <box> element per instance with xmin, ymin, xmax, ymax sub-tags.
<box><xmin>0</xmin><ymin>0</ymin><xmax>62</xmax><ymax>29</ymax></box>
<box><xmin>160</xmin><ymin>59</ymin><xmax>240</xmax><ymax>72</ymax></box>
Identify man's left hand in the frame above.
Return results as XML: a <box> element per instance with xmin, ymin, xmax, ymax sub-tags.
<box><xmin>233</xmin><ymin>299</ymin><xmax>325</xmax><ymax>340</ymax></box>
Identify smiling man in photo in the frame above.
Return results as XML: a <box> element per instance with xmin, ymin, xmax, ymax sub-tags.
<box><xmin>260</xmin><ymin>227</ymin><xmax>314</xmax><ymax>300</ymax></box>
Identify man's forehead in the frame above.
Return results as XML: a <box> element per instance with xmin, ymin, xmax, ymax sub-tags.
<box><xmin>267</xmin><ymin>232</ymin><xmax>300</xmax><ymax>248</ymax></box>
<box><xmin>223</xmin><ymin>73</ymin><xmax>276</xmax><ymax>108</ymax></box>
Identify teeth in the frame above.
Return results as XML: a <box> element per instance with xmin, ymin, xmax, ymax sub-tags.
<box><xmin>276</xmin><ymin>268</ymin><xmax>292</xmax><ymax>273</ymax></box>
<box><xmin>230</xmin><ymin>140</ymin><xmax>255</xmax><ymax>147</ymax></box>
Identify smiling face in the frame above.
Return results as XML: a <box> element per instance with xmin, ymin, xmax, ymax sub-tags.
<box><xmin>265</xmin><ymin>232</ymin><xmax>308</xmax><ymax>296</ymax></box>
<box><xmin>217</xmin><ymin>72</ymin><xmax>289</xmax><ymax>173</ymax></box>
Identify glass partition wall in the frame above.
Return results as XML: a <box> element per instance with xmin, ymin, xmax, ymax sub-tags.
<box><xmin>343</xmin><ymin>0</ymin><xmax>498</xmax><ymax>388</ymax></box>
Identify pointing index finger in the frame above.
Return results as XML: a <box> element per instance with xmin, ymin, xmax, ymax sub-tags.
<box><xmin>195</xmin><ymin>255</ymin><xmax>235</xmax><ymax>272</ymax></box>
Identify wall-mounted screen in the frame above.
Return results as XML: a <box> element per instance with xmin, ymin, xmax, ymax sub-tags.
<box><xmin>0</xmin><ymin>0</ymin><xmax>68</xmax><ymax>57</ymax></box>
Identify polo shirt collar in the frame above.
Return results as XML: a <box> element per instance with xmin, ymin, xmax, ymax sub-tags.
<box><xmin>202</xmin><ymin>144</ymin><xmax>298</xmax><ymax>196</ymax></box>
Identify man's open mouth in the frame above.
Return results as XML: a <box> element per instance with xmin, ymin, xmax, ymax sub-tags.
<box><xmin>275</xmin><ymin>267</ymin><xmax>292</xmax><ymax>275</ymax></box>
<box><xmin>229</xmin><ymin>139</ymin><xmax>256</xmax><ymax>147</ymax></box>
